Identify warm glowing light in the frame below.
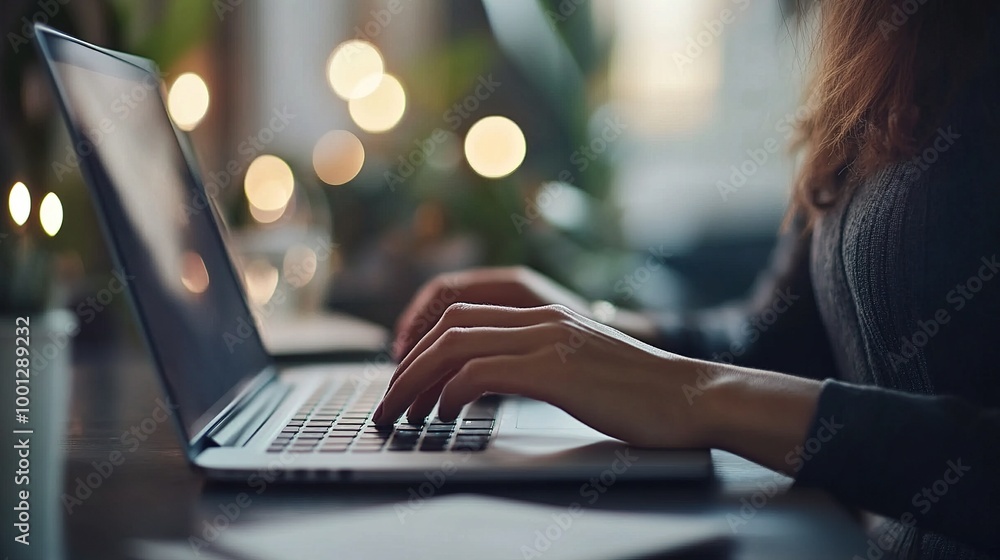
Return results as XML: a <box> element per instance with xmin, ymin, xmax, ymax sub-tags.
<box><xmin>283</xmin><ymin>245</ymin><xmax>318</xmax><ymax>288</ymax></box>
<box><xmin>180</xmin><ymin>252</ymin><xmax>210</xmax><ymax>294</ymax></box>
<box><xmin>464</xmin><ymin>116</ymin><xmax>527</xmax><ymax>179</ymax></box>
<box><xmin>39</xmin><ymin>192</ymin><xmax>63</xmax><ymax>236</ymax></box>
<box><xmin>167</xmin><ymin>73</ymin><xmax>210</xmax><ymax>131</ymax></box>
<box><xmin>244</xmin><ymin>155</ymin><xmax>295</xmax><ymax>211</ymax></box>
<box><xmin>326</xmin><ymin>40</ymin><xmax>384</xmax><ymax>100</ymax></box>
<box><xmin>8</xmin><ymin>182</ymin><xmax>30</xmax><ymax>226</ymax></box>
<box><xmin>348</xmin><ymin>74</ymin><xmax>406</xmax><ymax>133</ymax></box>
<box><xmin>244</xmin><ymin>260</ymin><xmax>279</xmax><ymax>306</ymax></box>
<box><xmin>312</xmin><ymin>130</ymin><xmax>365</xmax><ymax>186</ymax></box>
<box><xmin>248</xmin><ymin>201</ymin><xmax>287</xmax><ymax>224</ymax></box>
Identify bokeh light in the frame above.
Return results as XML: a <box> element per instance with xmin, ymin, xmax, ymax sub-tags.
<box><xmin>348</xmin><ymin>74</ymin><xmax>406</xmax><ymax>133</ymax></box>
<box><xmin>283</xmin><ymin>245</ymin><xmax>318</xmax><ymax>288</ymax></box>
<box><xmin>464</xmin><ymin>116</ymin><xmax>527</xmax><ymax>179</ymax></box>
<box><xmin>326</xmin><ymin>40</ymin><xmax>384</xmax><ymax>100</ymax></box>
<box><xmin>180</xmin><ymin>252</ymin><xmax>210</xmax><ymax>294</ymax></box>
<box><xmin>248</xmin><ymin>202</ymin><xmax>287</xmax><ymax>224</ymax></box>
<box><xmin>167</xmin><ymin>73</ymin><xmax>210</xmax><ymax>131</ymax></box>
<box><xmin>312</xmin><ymin>130</ymin><xmax>365</xmax><ymax>186</ymax></box>
<box><xmin>244</xmin><ymin>155</ymin><xmax>295</xmax><ymax>212</ymax></box>
<box><xmin>39</xmin><ymin>192</ymin><xmax>63</xmax><ymax>236</ymax></box>
<box><xmin>244</xmin><ymin>259</ymin><xmax>279</xmax><ymax>306</ymax></box>
<box><xmin>8</xmin><ymin>181</ymin><xmax>30</xmax><ymax>226</ymax></box>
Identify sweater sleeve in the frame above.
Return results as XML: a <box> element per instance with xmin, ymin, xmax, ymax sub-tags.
<box><xmin>653</xmin><ymin>215</ymin><xmax>838</xmax><ymax>380</ymax></box>
<box><xmin>795</xmin><ymin>379</ymin><xmax>1000</xmax><ymax>556</ymax></box>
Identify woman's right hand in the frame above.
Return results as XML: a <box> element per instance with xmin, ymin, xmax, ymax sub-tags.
<box><xmin>392</xmin><ymin>267</ymin><xmax>592</xmax><ymax>360</ymax></box>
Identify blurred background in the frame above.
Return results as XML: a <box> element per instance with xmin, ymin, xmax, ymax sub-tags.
<box><xmin>0</xmin><ymin>0</ymin><xmax>811</xmax><ymax>339</ymax></box>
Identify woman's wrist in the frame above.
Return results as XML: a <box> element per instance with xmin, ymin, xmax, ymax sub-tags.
<box><xmin>695</xmin><ymin>361</ymin><xmax>824</xmax><ymax>474</ymax></box>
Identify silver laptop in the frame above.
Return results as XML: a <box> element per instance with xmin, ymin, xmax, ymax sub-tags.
<box><xmin>35</xmin><ymin>25</ymin><xmax>711</xmax><ymax>483</ymax></box>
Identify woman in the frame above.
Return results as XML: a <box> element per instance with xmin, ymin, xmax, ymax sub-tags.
<box><xmin>374</xmin><ymin>2</ymin><xmax>1000</xmax><ymax>558</ymax></box>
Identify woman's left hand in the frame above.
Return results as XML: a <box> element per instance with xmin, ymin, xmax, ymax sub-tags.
<box><xmin>373</xmin><ymin>303</ymin><xmax>712</xmax><ymax>448</ymax></box>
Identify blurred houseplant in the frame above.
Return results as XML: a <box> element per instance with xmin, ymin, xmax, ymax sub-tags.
<box><xmin>1</xmin><ymin>0</ymin><xmax>212</xmax><ymax>316</ymax></box>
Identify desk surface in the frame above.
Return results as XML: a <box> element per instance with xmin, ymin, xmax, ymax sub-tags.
<box><xmin>52</xmin><ymin>330</ymin><xmax>872</xmax><ymax>560</ymax></box>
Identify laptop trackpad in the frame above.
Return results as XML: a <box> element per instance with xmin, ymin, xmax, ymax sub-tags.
<box><xmin>514</xmin><ymin>400</ymin><xmax>590</xmax><ymax>430</ymax></box>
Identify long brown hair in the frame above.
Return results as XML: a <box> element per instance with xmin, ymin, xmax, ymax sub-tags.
<box><xmin>792</xmin><ymin>0</ymin><xmax>995</xmax><ymax>215</ymax></box>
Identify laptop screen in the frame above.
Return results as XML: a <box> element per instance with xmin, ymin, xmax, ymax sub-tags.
<box><xmin>39</xmin><ymin>29</ymin><xmax>272</xmax><ymax>441</ymax></box>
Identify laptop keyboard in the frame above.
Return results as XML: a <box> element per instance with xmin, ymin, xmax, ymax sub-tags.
<box><xmin>266</xmin><ymin>380</ymin><xmax>499</xmax><ymax>454</ymax></box>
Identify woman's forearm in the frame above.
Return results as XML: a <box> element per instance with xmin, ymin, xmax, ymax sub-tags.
<box><xmin>695</xmin><ymin>361</ymin><xmax>824</xmax><ymax>475</ymax></box>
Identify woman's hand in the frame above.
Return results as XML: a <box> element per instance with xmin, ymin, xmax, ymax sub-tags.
<box><xmin>392</xmin><ymin>267</ymin><xmax>592</xmax><ymax>360</ymax></box>
<box><xmin>392</xmin><ymin>266</ymin><xmax>658</xmax><ymax>360</ymax></box>
<box><xmin>375</xmin><ymin>302</ymin><xmax>825</xmax><ymax>472</ymax></box>
<box><xmin>375</xmin><ymin>302</ymin><xmax>711</xmax><ymax>448</ymax></box>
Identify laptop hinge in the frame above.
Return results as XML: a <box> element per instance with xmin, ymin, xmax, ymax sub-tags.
<box><xmin>206</xmin><ymin>378</ymin><xmax>291</xmax><ymax>448</ymax></box>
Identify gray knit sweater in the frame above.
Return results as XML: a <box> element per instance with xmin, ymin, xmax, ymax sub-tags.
<box><xmin>654</xmin><ymin>40</ymin><xmax>1000</xmax><ymax>560</ymax></box>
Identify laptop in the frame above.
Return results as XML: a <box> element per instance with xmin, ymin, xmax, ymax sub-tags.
<box><xmin>34</xmin><ymin>25</ymin><xmax>711</xmax><ymax>482</ymax></box>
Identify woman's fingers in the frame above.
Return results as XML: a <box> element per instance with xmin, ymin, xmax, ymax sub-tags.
<box><xmin>404</xmin><ymin>377</ymin><xmax>450</xmax><ymax>424</ymax></box>
<box><xmin>391</xmin><ymin>268</ymin><xmax>539</xmax><ymax>359</ymax></box>
<box><xmin>374</xmin><ymin>322</ymin><xmax>564</xmax><ymax>424</ymax></box>
<box><xmin>436</xmin><ymin>349</ymin><xmax>561</xmax><ymax>421</ymax></box>
<box><xmin>388</xmin><ymin>303</ymin><xmax>563</xmax><ymax>391</ymax></box>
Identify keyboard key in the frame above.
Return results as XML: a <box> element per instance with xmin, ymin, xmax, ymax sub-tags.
<box><xmin>422</xmin><ymin>431</ymin><xmax>451</xmax><ymax>441</ymax></box>
<box><xmin>460</xmin><ymin>420</ymin><xmax>493</xmax><ymax>430</ymax></box>
<box><xmin>452</xmin><ymin>439</ymin><xmax>489</xmax><ymax>452</ymax></box>
<box><xmin>425</xmin><ymin>425</ymin><xmax>455</xmax><ymax>433</ymax></box>
<box><xmin>420</xmin><ymin>440</ymin><xmax>448</xmax><ymax>451</ymax></box>
<box><xmin>457</xmin><ymin>428</ymin><xmax>492</xmax><ymax>435</ymax></box>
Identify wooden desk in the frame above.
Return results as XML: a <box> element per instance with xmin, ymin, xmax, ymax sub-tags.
<box><xmin>50</xmin><ymin>333</ymin><xmax>873</xmax><ymax>560</ymax></box>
